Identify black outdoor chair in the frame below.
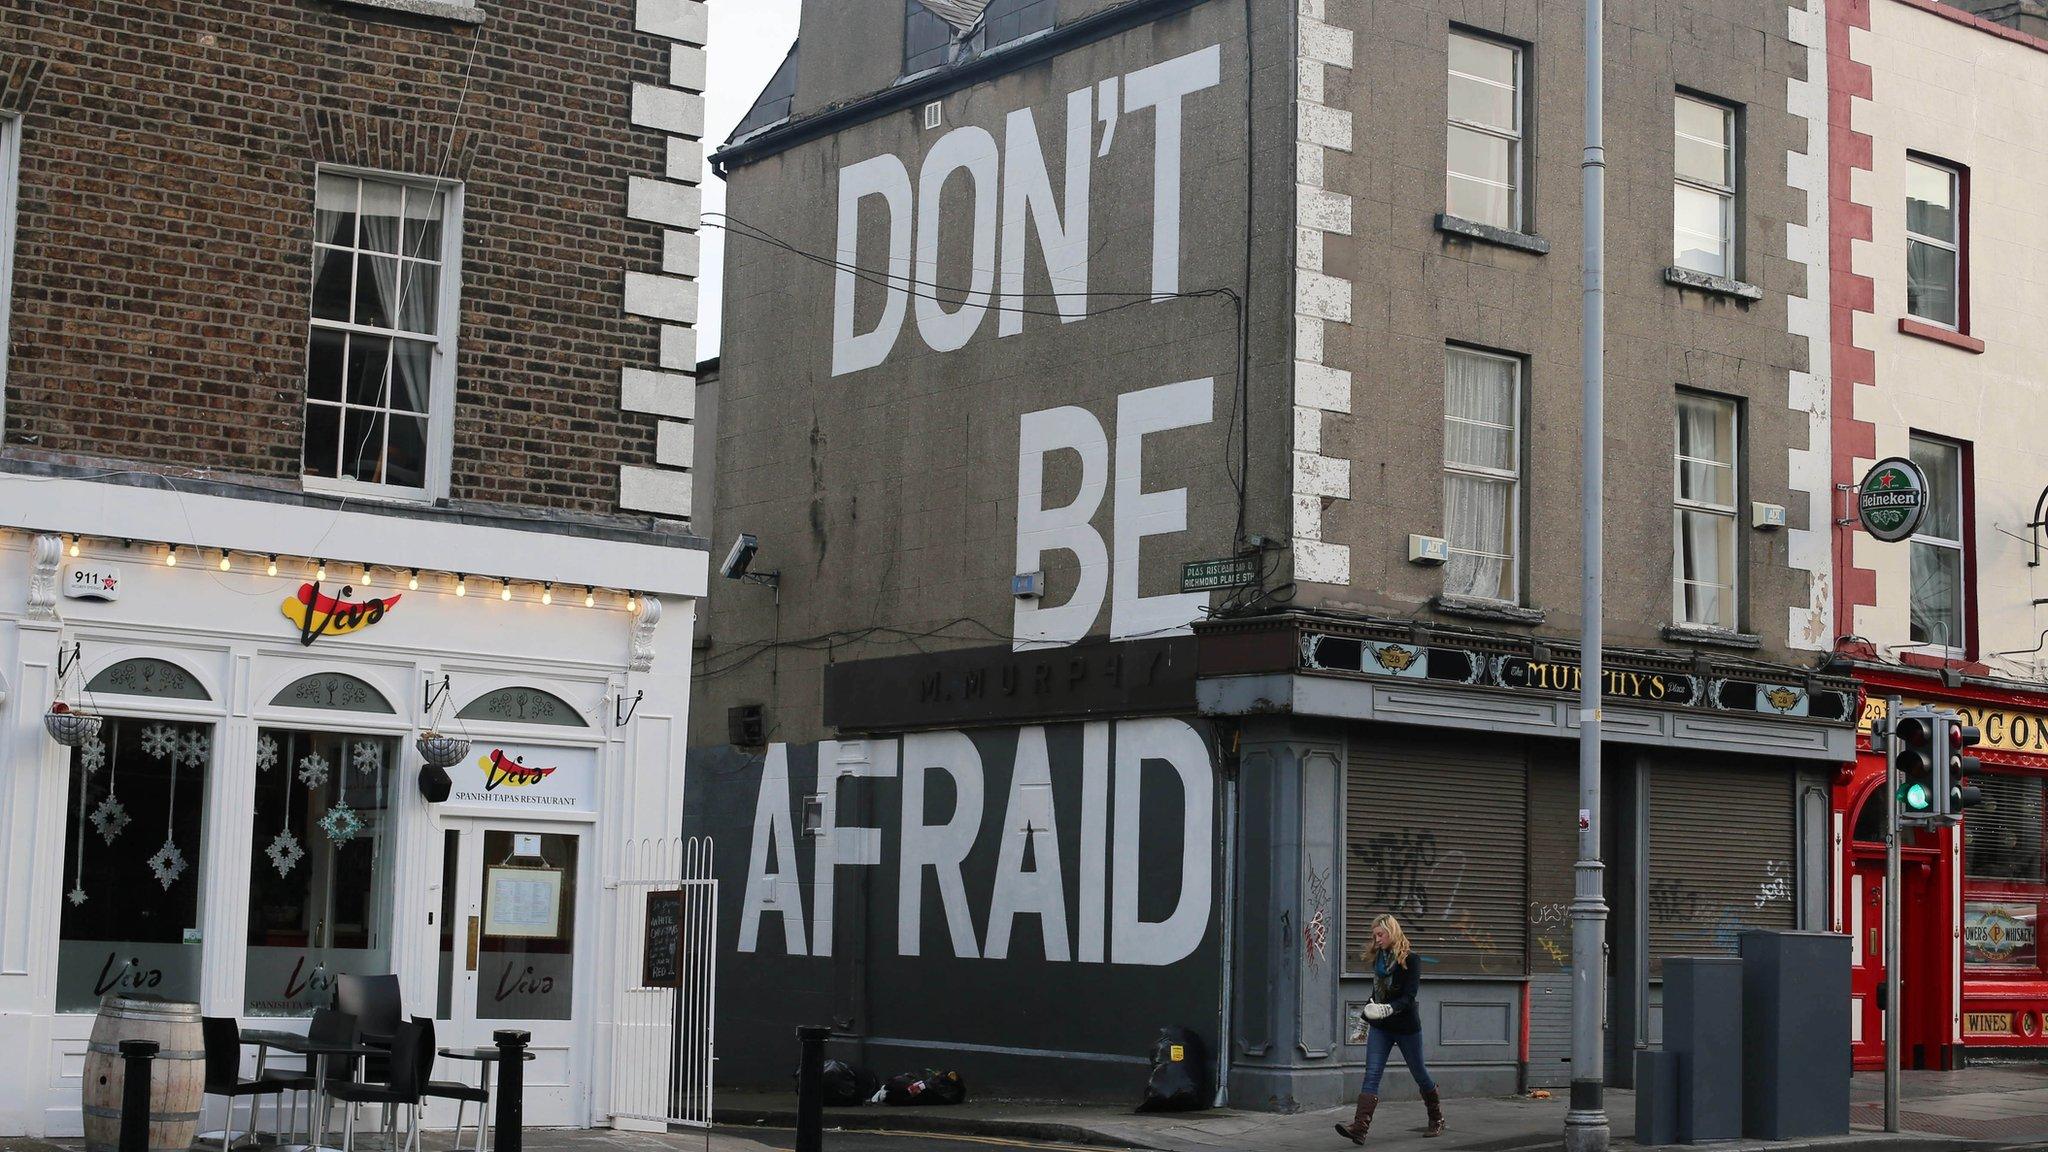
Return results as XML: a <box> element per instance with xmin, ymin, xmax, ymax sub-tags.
<box><xmin>329</xmin><ymin>1020</ymin><xmax>426</xmax><ymax>1152</ymax></box>
<box><xmin>335</xmin><ymin>973</ymin><xmax>404</xmax><ymax>1084</ymax></box>
<box><xmin>201</xmin><ymin>1016</ymin><xmax>291</xmax><ymax>1150</ymax></box>
<box><xmin>260</xmin><ymin>1006</ymin><xmax>359</xmax><ymax>1142</ymax></box>
<box><xmin>413</xmin><ymin>1016</ymin><xmax>492</xmax><ymax>1152</ymax></box>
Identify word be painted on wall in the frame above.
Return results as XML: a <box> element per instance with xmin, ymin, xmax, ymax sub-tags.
<box><xmin>1015</xmin><ymin>378</ymin><xmax>1214</xmax><ymax>649</ymax></box>
<box><xmin>281</xmin><ymin>582</ymin><xmax>400</xmax><ymax>647</ymax></box>
<box><xmin>832</xmin><ymin>45</ymin><xmax>1223</xmax><ymax>376</ymax></box>
<box><xmin>739</xmin><ymin>718</ymin><xmax>1214</xmax><ymax>968</ymax></box>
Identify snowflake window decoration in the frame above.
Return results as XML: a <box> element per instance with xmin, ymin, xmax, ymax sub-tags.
<box><xmin>139</xmin><ymin>724</ymin><xmax>178</xmax><ymax>760</ymax></box>
<box><xmin>67</xmin><ymin>885</ymin><xmax>88</xmax><ymax>907</ymax></box>
<box><xmin>318</xmin><ymin>802</ymin><xmax>363</xmax><ymax>844</ymax></box>
<box><xmin>350</xmin><ymin>742</ymin><xmax>383</xmax><ymax>778</ymax></box>
<box><xmin>297</xmin><ymin>752</ymin><xmax>331</xmax><ymax>790</ymax></box>
<box><xmin>78</xmin><ymin>737</ymin><xmax>107</xmax><ymax>776</ymax></box>
<box><xmin>90</xmin><ymin>796</ymin><xmax>131</xmax><ymax>844</ymax></box>
<box><xmin>147</xmin><ymin>839</ymin><xmax>189</xmax><ymax>889</ymax></box>
<box><xmin>256</xmin><ymin>734</ymin><xmax>279</xmax><ymax>773</ymax></box>
<box><xmin>265</xmin><ymin>829</ymin><xmax>305</xmax><ymax>877</ymax></box>
<box><xmin>179</xmin><ymin>731</ymin><xmax>211</xmax><ymax>767</ymax></box>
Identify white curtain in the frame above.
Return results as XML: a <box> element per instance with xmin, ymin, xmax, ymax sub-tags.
<box><xmin>1444</xmin><ymin>351</ymin><xmax>1516</xmax><ymax>599</ymax></box>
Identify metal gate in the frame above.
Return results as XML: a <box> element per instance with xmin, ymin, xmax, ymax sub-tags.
<box><xmin>610</xmin><ymin>836</ymin><xmax>717</xmax><ymax>1130</ymax></box>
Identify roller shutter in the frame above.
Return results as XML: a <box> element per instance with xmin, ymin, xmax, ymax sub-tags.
<box><xmin>1646</xmin><ymin>761</ymin><xmax>1797</xmax><ymax>975</ymax></box>
<box><xmin>1525</xmin><ymin>751</ymin><xmax>1578</xmax><ymax>1086</ymax></box>
<box><xmin>1346</xmin><ymin>732</ymin><xmax>1527</xmax><ymax>977</ymax></box>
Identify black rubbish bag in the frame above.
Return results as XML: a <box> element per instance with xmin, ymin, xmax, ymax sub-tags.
<box><xmin>820</xmin><ymin>1060</ymin><xmax>878</xmax><ymax>1107</ymax></box>
<box><xmin>1137</xmin><ymin>1026</ymin><xmax>1208</xmax><ymax>1113</ymax></box>
<box><xmin>880</xmin><ymin>1069</ymin><xmax>967</xmax><ymax>1105</ymax></box>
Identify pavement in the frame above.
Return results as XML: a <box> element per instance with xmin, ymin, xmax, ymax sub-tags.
<box><xmin>713</xmin><ymin>1063</ymin><xmax>2048</xmax><ymax>1152</ymax></box>
<box><xmin>9</xmin><ymin>1066</ymin><xmax>2048</xmax><ymax>1152</ymax></box>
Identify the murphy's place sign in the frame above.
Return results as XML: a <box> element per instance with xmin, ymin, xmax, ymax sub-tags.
<box><xmin>1302</xmin><ymin>632</ymin><xmax>1855</xmax><ymax>722</ymax></box>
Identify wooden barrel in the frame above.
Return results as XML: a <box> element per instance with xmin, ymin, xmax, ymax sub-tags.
<box><xmin>81</xmin><ymin>995</ymin><xmax>205</xmax><ymax>1152</ymax></box>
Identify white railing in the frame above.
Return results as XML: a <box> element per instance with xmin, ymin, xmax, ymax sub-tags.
<box><xmin>610</xmin><ymin>836</ymin><xmax>717</xmax><ymax>1130</ymax></box>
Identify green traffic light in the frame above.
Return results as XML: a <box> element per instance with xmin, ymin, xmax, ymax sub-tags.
<box><xmin>1902</xmin><ymin>781</ymin><xmax>1932</xmax><ymax>811</ymax></box>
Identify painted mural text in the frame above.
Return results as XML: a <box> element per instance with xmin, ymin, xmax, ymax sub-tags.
<box><xmin>738</xmin><ymin>718</ymin><xmax>1214</xmax><ymax>967</ymax></box>
<box><xmin>1014</xmin><ymin>378</ymin><xmax>1214</xmax><ymax>648</ymax></box>
<box><xmin>831</xmin><ymin>45</ymin><xmax>1222</xmax><ymax>376</ymax></box>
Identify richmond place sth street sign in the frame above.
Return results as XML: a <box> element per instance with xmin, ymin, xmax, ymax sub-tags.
<box><xmin>1859</xmin><ymin>456</ymin><xmax>1929</xmax><ymax>543</ymax></box>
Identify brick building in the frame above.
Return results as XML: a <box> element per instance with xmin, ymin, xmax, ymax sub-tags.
<box><xmin>0</xmin><ymin>0</ymin><xmax>707</xmax><ymax>1134</ymax></box>
<box><xmin>688</xmin><ymin>0</ymin><xmax>1857</xmax><ymax>1110</ymax></box>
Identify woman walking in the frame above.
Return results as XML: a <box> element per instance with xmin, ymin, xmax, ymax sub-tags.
<box><xmin>1334</xmin><ymin>914</ymin><xmax>1444</xmax><ymax>1144</ymax></box>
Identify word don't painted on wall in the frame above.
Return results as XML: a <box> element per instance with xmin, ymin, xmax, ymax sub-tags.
<box><xmin>832</xmin><ymin>45</ymin><xmax>1224</xmax><ymax>376</ymax></box>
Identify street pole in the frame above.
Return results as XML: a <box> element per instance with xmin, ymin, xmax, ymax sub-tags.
<box><xmin>1884</xmin><ymin>698</ymin><xmax>1902</xmax><ymax>1132</ymax></box>
<box><xmin>1566</xmin><ymin>0</ymin><xmax>1610</xmax><ymax>1147</ymax></box>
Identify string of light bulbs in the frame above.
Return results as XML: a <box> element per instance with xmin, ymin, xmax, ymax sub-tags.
<box><xmin>60</xmin><ymin>531</ymin><xmax>638</xmax><ymax>612</ymax></box>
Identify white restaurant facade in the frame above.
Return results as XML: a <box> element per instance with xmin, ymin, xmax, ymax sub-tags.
<box><xmin>0</xmin><ymin>473</ymin><xmax>706</xmax><ymax>1135</ymax></box>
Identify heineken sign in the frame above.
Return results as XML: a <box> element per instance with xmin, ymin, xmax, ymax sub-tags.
<box><xmin>1858</xmin><ymin>457</ymin><xmax>1928</xmax><ymax>542</ymax></box>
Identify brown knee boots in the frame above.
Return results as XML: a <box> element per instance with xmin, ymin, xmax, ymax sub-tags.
<box><xmin>1423</xmin><ymin>1088</ymin><xmax>1446</xmax><ymax>1137</ymax></box>
<box><xmin>1333</xmin><ymin>1092</ymin><xmax>1377</xmax><ymax>1145</ymax></box>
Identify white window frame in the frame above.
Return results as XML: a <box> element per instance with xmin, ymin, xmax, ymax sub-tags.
<box><xmin>0</xmin><ymin>113</ymin><xmax>20</xmax><ymax>425</ymax></box>
<box><xmin>1905</xmin><ymin>157</ymin><xmax>1962</xmax><ymax>330</ymax></box>
<box><xmin>301</xmin><ymin>166</ymin><xmax>463</xmax><ymax>504</ymax></box>
<box><xmin>1443</xmin><ymin>346</ymin><xmax>1522</xmax><ymax>603</ymax></box>
<box><xmin>1446</xmin><ymin>30</ymin><xmax>1524</xmax><ymax>232</ymax></box>
<box><xmin>1908</xmin><ymin>433</ymin><xmax>1968</xmax><ymax>657</ymax></box>
<box><xmin>1671</xmin><ymin>393</ymin><xmax>1741</xmax><ymax>629</ymax></box>
<box><xmin>1673</xmin><ymin>94</ymin><xmax>1736</xmax><ymax>279</ymax></box>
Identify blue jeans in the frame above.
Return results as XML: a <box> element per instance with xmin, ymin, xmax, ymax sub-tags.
<box><xmin>1361</xmin><ymin>1027</ymin><xmax>1436</xmax><ymax>1095</ymax></box>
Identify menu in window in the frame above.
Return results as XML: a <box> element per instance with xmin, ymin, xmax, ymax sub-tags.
<box><xmin>484</xmin><ymin>866</ymin><xmax>562</xmax><ymax>939</ymax></box>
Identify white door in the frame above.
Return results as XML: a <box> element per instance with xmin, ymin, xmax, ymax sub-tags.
<box><xmin>434</xmin><ymin>819</ymin><xmax>591</xmax><ymax>1127</ymax></box>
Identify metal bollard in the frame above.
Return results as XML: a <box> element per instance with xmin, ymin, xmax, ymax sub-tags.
<box><xmin>494</xmin><ymin>1030</ymin><xmax>529</xmax><ymax>1152</ymax></box>
<box><xmin>118</xmin><ymin>1039</ymin><xmax>159</xmax><ymax>1152</ymax></box>
<box><xmin>795</xmin><ymin>1025</ymin><xmax>831</xmax><ymax>1152</ymax></box>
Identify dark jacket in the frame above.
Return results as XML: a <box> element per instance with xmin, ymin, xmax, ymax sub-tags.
<box><xmin>1371</xmin><ymin>952</ymin><xmax>1422</xmax><ymax>1035</ymax></box>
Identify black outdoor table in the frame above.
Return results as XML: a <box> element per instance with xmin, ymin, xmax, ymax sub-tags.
<box><xmin>435</xmin><ymin>1048</ymin><xmax>536</xmax><ymax>1152</ymax></box>
<box><xmin>241</xmin><ymin>1028</ymin><xmax>380</xmax><ymax>1152</ymax></box>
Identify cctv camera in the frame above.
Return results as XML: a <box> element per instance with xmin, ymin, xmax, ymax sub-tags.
<box><xmin>721</xmin><ymin>533</ymin><xmax>759</xmax><ymax>581</ymax></box>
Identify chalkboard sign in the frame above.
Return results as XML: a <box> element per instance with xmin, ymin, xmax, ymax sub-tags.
<box><xmin>642</xmin><ymin>890</ymin><xmax>683</xmax><ymax>989</ymax></box>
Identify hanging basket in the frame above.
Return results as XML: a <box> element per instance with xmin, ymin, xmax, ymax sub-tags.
<box><xmin>45</xmin><ymin>708</ymin><xmax>104</xmax><ymax>748</ymax></box>
<box><xmin>416</xmin><ymin>731</ymin><xmax>471</xmax><ymax>768</ymax></box>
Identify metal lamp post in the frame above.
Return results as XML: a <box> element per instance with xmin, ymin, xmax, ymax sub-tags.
<box><xmin>1567</xmin><ymin>0</ymin><xmax>1611</xmax><ymax>1148</ymax></box>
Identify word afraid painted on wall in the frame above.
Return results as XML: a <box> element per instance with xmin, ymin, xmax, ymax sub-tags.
<box><xmin>1014</xmin><ymin>378</ymin><xmax>1213</xmax><ymax>649</ymax></box>
<box><xmin>831</xmin><ymin>45</ymin><xmax>1223</xmax><ymax>376</ymax></box>
<box><xmin>739</xmin><ymin>718</ymin><xmax>1214</xmax><ymax>967</ymax></box>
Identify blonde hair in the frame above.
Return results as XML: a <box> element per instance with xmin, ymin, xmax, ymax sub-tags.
<box><xmin>1366</xmin><ymin>913</ymin><xmax>1413</xmax><ymax>968</ymax></box>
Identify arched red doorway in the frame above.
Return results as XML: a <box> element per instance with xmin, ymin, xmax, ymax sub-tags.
<box><xmin>1844</xmin><ymin>773</ymin><xmax>1953</xmax><ymax>1069</ymax></box>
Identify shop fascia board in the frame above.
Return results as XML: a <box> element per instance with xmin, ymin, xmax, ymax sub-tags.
<box><xmin>0</xmin><ymin>471</ymin><xmax>708</xmax><ymax>600</ymax></box>
<box><xmin>1197</xmin><ymin>672</ymin><xmax>1856</xmax><ymax>762</ymax></box>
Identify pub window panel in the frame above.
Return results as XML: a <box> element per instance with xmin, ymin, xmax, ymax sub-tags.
<box><xmin>1673</xmin><ymin>393</ymin><xmax>1740</xmax><ymax>629</ymax></box>
<box><xmin>1447</xmin><ymin>31</ymin><xmax>1523</xmax><ymax>231</ymax></box>
<box><xmin>1443</xmin><ymin>346</ymin><xmax>1522</xmax><ymax>603</ymax></box>
<box><xmin>58</xmin><ymin>718</ymin><xmax>213</xmax><ymax>1013</ymax></box>
<box><xmin>245</xmin><ymin>728</ymin><xmax>399</xmax><ymax>1016</ymax></box>
<box><xmin>1906</xmin><ymin>156</ymin><xmax>1962</xmax><ymax>328</ymax></box>
<box><xmin>1908</xmin><ymin>434</ymin><xmax>1967</xmax><ymax>653</ymax></box>
<box><xmin>1965</xmin><ymin>773</ymin><xmax>2045</xmax><ymax>884</ymax></box>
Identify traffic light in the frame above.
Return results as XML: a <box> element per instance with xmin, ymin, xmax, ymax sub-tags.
<box><xmin>1895</xmin><ymin>710</ymin><xmax>1939</xmax><ymax>819</ymax></box>
<box><xmin>1947</xmin><ymin>719</ymin><xmax>1983</xmax><ymax>817</ymax></box>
